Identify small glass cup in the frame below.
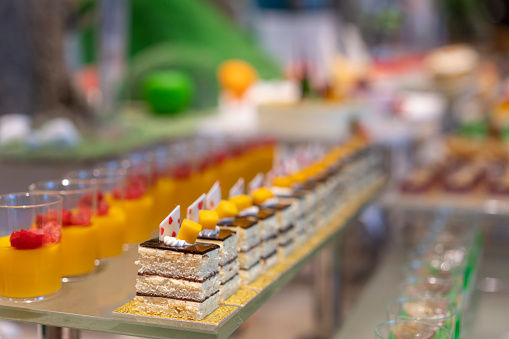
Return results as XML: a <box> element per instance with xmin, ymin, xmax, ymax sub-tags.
<box><xmin>402</xmin><ymin>259</ymin><xmax>465</xmax><ymax>283</ymax></box>
<box><xmin>99</xmin><ymin>158</ymin><xmax>154</xmax><ymax>243</ymax></box>
<box><xmin>399</xmin><ymin>276</ymin><xmax>460</xmax><ymax>300</ymax></box>
<box><xmin>0</xmin><ymin>193</ymin><xmax>63</xmax><ymax>301</ymax></box>
<box><xmin>64</xmin><ymin>169</ymin><xmax>127</xmax><ymax>258</ymax></box>
<box><xmin>151</xmin><ymin>145</ymin><xmax>178</xmax><ymax>228</ymax></box>
<box><xmin>29</xmin><ymin>180</ymin><xmax>98</xmax><ymax>279</ymax></box>
<box><xmin>375</xmin><ymin>320</ymin><xmax>451</xmax><ymax>339</ymax></box>
<box><xmin>387</xmin><ymin>298</ymin><xmax>457</xmax><ymax>337</ymax></box>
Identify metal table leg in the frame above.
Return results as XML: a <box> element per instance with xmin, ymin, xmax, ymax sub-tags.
<box><xmin>313</xmin><ymin>235</ymin><xmax>342</xmax><ymax>339</ymax></box>
<box><xmin>38</xmin><ymin>325</ymin><xmax>81</xmax><ymax>339</ymax></box>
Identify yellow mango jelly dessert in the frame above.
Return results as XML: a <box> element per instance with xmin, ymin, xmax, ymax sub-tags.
<box><xmin>199</xmin><ymin>210</ymin><xmax>219</xmax><ymax>230</ymax></box>
<box><xmin>79</xmin><ymin>191</ymin><xmax>126</xmax><ymax>259</ymax></box>
<box><xmin>92</xmin><ymin>206</ymin><xmax>126</xmax><ymax>258</ymax></box>
<box><xmin>260</xmin><ymin>140</ymin><xmax>275</xmax><ymax>174</ymax></box>
<box><xmin>152</xmin><ymin>176</ymin><xmax>176</xmax><ymax>227</ymax></box>
<box><xmin>0</xmin><ymin>227</ymin><xmax>61</xmax><ymax>299</ymax></box>
<box><xmin>172</xmin><ymin>164</ymin><xmax>199</xmax><ymax>220</ymax></box>
<box><xmin>198</xmin><ymin>158</ymin><xmax>217</xmax><ymax>197</ymax></box>
<box><xmin>229</xmin><ymin>194</ymin><xmax>253</xmax><ymax>212</ymax></box>
<box><xmin>252</xmin><ymin>188</ymin><xmax>274</xmax><ymax>206</ymax></box>
<box><xmin>110</xmin><ymin>178</ymin><xmax>154</xmax><ymax>243</ymax></box>
<box><xmin>176</xmin><ymin>219</ymin><xmax>202</xmax><ymax>243</ymax></box>
<box><xmin>215</xmin><ymin>200</ymin><xmax>238</xmax><ymax>219</ymax></box>
<box><xmin>61</xmin><ymin>226</ymin><xmax>97</xmax><ymax>277</ymax></box>
<box><xmin>220</xmin><ymin>158</ymin><xmax>239</xmax><ymax>199</ymax></box>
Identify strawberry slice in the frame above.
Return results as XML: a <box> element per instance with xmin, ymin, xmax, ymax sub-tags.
<box><xmin>10</xmin><ymin>229</ymin><xmax>44</xmax><ymax>249</ymax></box>
<box><xmin>71</xmin><ymin>206</ymin><xmax>93</xmax><ymax>226</ymax></box>
<box><xmin>29</xmin><ymin>221</ymin><xmax>61</xmax><ymax>244</ymax></box>
<box><xmin>97</xmin><ymin>200</ymin><xmax>110</xmax><ymax>216</ymax></box>
<box><xmin>80</xmin><ymin>191</ymin><xmax>110</xmax><ymax>215</ymax></box>
<box><xmin>62</xmin><ymin>208</ymin><xmax>73</xmax><ymax>226</ymax></box>
<box><xmin>173</xmin><ymin>163</ymin><xmax>192</xmax><ymax>179</ymax></box>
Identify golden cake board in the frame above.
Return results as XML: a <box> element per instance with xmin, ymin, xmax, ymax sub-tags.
<box><xmin>221</xmin><ymin>288</ymin><xmax>258</xmax><ymax>306</ymax></box>
<box><xmin>244</xmin><ymin>274</ymin><xmax>278</xmax><ymax>290</ymax></box>
<box><xmin>113</xmin><ymin>299</ymin><xmax>237</xmax><ymax>325</ymax></box>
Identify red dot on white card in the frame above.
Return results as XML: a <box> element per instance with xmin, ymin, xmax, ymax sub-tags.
<box><xmin>172</xmin><ymin>231</ymin><xmax>176</xmax><ymax>237</ymax></box>
<box><xmin>168</xmin><ymin>217</ymin><xmax>173</xmax><ymax>225</ymax></box>
<box><xmin>161</xmin><ymin>228</ymin><xmax>164</xmax><ymax>235</ymax></box>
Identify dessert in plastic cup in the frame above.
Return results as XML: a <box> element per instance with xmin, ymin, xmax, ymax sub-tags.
<box><xmin>65</xmin><ymin>169</ymin><xmax>127</xmax><ymax>258</ymax></box>
<box><xmin>171</xmin><ymin>162</ymin><xmax>200</xmax><ymax>220</ymax></box>
<box><xmin>387</xmin><ymin>297</ymin><xmax>457</xmax><ymax>337</ymax></box>
<box><xmin>0</xmin><ymin>193</ymin><xmax>63</xmax><ymax>301</ymax></box>
<box><xmin>29</xmin><ymin>180</ymin><xmax>98</xmax><ymax>278</ymax></box>
<box><xmin>375</xmin><ymin>320</ymin><xmax>451</xmax><ymax>339</ymax></box>
<box><xmin>100</xmin><ymin>159</ymin><xmax>154</xmax><ymax>243</ymax></box>
<box><xmin>151</xmin><ymin>153</ymin><xmax>176</xmax><ymax>229</ymax></box>
<box><xmin>399</xmin><ymin>276</ymin><xmax>461</xmax><ymax>301</ymax></box>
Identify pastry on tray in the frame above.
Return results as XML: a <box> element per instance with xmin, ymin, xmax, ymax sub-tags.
<box><xmin>135</xmin><ymin>205</ymin><xmax>220</xmax><ymax>320</ymax></box>
<box><xmin>195</xmin><ymin>182</ymin><xmax>240</xmax><ymax>301</ymax></box>
<box><xmin>252</xmin><ymin>186</ymin><xmax>295</xmax><ymax>259</ymax></box>
<box><xmin>442</xmin><ymin>160</ymin><xmax>485</xmax><ymax>193</ymax></box>
<box><xmin>400</xmin><ymin>166</ymin><xmax>439</xmax><ymax>194</ymax></box>
<box><xmin>216</xmin><ymin>180</ymin><xmax>262</xmax><ymax>285</ymax></box>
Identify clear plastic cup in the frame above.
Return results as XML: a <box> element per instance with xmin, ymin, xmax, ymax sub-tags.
<box><xmin>387</xmin><ymin>297</ymin><xmax>457</xmax><ymax>337</ymax></box>
<box><xmin>64</xmin><ymin>169</ymin><xmax>127</xmax><ymax>258</ymax></box>
<box><xmin>29</xmin><ymin>180</ymin><xmax>98</xmax><ymax>279</ymax></box>
<box><xmin>375</xmin><ymin>320</ymin><xmax>451</xmax><ymax>339</ymax></box>
<box><xmin>99</xmin><ymin>158</ymin><xmax>154</xmax><ymax>243</ymax></box>
<box><xmin>0</xmin><ymin>193</ymin><xmax>63</xmax><ymax>301</ymax></box>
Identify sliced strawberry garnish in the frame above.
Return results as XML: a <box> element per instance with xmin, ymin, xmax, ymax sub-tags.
<box><xmin>10</xmin><ymin>229</ymin><xmax>44</xmax><ymax>249</ymax></box>
<box><xmin>29</xmin><ymin>221</ymin><xmax>61</xmax><ymax>244</ymax></box>
<box><xmin>79</xmin><ymin>193</ymin><xmax>94</xmax><ymax>206</ymax></box>
<box><xmin>125</xmin><ymin>182</ymin><xmax>146</xmax><ymax>199</ymax></box>
<box><xmin>62</xmin><ymin>208</ymin><xmax>73</xmax><ymax>226</ymax></box>
<box><xmin>68</xmin><ymin>206</ymin><xmax>93</xmax><ymax>226</ymax></box>
<box><xmin>97</xmin><ymin>200</ymin><xmax>110</xmax><ymax>216</ymax></box>
<box><xmin>173</xmin><ymin>163</ymin><xmax>192</xmax><ymax>179</ymax></box>
<box><xmin>79</xmin><ymin>191</ymin><xmax>105</xmax><ymax>206</ymax></box>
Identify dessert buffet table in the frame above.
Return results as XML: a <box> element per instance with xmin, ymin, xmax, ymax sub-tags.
<box><xmin>333</xmin><ymin>245</ymin><xmax>509</xmax><ymax>339</ymax></box>
<box><xmin>381</xmin><ymin>184</ymin><xmax>509</xmax><ymax>216</ymax></box>
<box><xmin>0</xmin><ymin>178</ymin><xmax>385</xmax><ymax>339</ymax></box>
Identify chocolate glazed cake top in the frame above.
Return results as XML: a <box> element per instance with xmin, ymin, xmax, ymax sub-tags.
<box><xmin>254</xmin><ymin>202</ymin><xmax>291</xmax><ymax>212</ymax></box>
<box><xmin>257</xmin><ymin>208</ymin><xmax>276</xmax><ymax>220</ymax></box>
<box><xmin>218</xmin><ymin>217</ymin><xmax>258</xmax><ymax>229</ymax></box>
<box><xmin>197</xmin><ymin>229</ymin><xmax>235</xmax><ymax>241</ymax></box>
<box><xmin>139</xmin><ymin>238</ymin><xmax>219</xmax><ymax>254</ymax></box>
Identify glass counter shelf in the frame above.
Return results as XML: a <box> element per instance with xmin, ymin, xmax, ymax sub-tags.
<box><xmin>0</xmin><ymin>179</ymin><xmax>385</xmax><ymax>339</ymax></box>
<box><xmin>382</xmin><ymin>184</ymin><xmax>509</xmax><ymax>216</ymax></box>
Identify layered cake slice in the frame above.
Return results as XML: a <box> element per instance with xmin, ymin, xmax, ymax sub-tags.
<box><xmin>216</xmin><ymin>197</ymin><xmax>261</xmax><ymax>285</ymax></box>
<box><xmin>253</xmin><ymin>187</ymin><xmax>295</xmax><ymax>259</ymax></box>
<box><xmin>135</xmin><ymin>205</ymin><xmax>220</xmax><ymax>320</ymax></box>
<box><xmin>241</xmin><ymin>174</ymin><xmax>278</xmax><ymax>271</ymax></box>
<box><xmin>195</xmin><ymin>182</ymin><xmax>240</xmax><ymax>300</ymax></box>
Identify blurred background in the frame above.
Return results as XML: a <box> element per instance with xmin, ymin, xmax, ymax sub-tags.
<box><xmin>1</xmin><ymin>0</ymin><xmax>509</xmax><ymax>338</ymax></box>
